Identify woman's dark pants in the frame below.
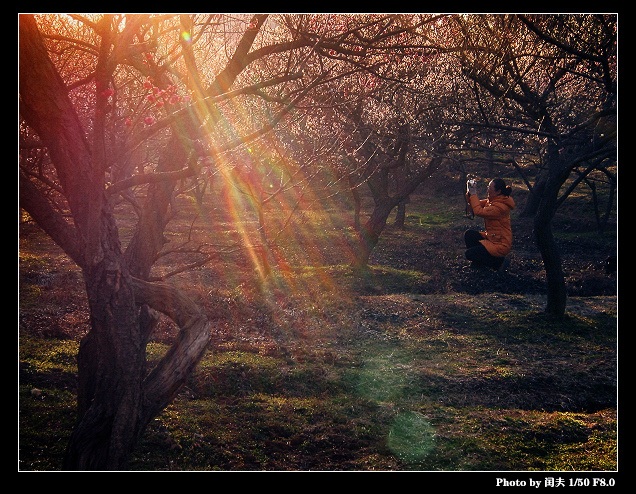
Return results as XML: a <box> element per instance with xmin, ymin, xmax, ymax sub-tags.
<box><xmin>464</xmin><ymin>229</ymin><xmax>504</xmax><ymax>270</ymax></box>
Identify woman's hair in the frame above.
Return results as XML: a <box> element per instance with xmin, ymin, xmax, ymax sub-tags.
<box><xmin>491</xmin><ymin>178</ymin><xmax>512</xmax><ymax>197</ymax></box>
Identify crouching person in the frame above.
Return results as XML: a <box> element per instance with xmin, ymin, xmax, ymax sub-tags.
<box><xmin>464</xmin><ymin>178</ymin><xmax>515</xmax><ymax>272</ymax></box>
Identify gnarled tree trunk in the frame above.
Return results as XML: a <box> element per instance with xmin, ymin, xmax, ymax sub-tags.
<box><xmin>20</xmin><ymin>14</ymin><xmax>212</xmax><ymax>470</ymax></box>
<box><xmin>352</xmin><ymin>154</ymin><xmax>442</xmax><ymax>270</ymax></box>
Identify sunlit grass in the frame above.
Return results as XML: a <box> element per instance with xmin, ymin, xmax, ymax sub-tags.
<box><xmin>19</xmin><ymin>339</ymin><xmax>79</xmax><ymax>374</ymax></box>
<box><xmin>407</xmin><ymin>210</ymin><xmax>458</xmax><ymax>229</ymax></box>
<box><xmin>19</xmin><ymin>285</ymin><xmax>617</xmax><ymax>471</ymax></box>
<box><xmin>19</xmin><ymin>183</ymin><xmax>616</xmax><ymax>471</ymax></box>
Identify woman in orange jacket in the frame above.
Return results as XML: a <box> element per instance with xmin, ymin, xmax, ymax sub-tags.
<box><xmin>464</xmin><ymin>178</ymin><xmax>515</xmax><ymax>271</ymax></box>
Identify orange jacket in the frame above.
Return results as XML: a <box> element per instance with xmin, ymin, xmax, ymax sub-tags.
<box><xmin>468</xmin><ymin>193</ymin><xmax>515</xmax><ymax>257</ymax></box>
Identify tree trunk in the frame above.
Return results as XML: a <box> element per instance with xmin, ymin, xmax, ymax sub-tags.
<box><xmin>348</xmin><ymin>175</ymin><xmax>362</xmax><ymax>231</ymax></box>
<box><xmin>533</xmin><ymin>152</ymin><xmax>569</xmax><ymax>319</ymax></box>
<box><xmin>533</xmin><ymin>208</ymin><xmax>566</xmax><ymax>318</ymax></box>
<box><xmin>352</xmin><ymin>155</ymin><xmax>442</xmax><ymax>269</ymax></box>
<box><xmin>394</xmin><ymin>199</ymin><xmax>407</xmax><ymax>228</ymax></box>
<box><xmin>64</xmin><ymin>247</ymin><xmax>145</xmax><ymax>470</ymax></box>
<box><xmin>63</xmin><ymin>270</ymin><xmax>212</xmax><ymax>470</ymax></box>
<box><xmin>20</xmin><ymin>15</ymin><xmax>213</xmax><ymax>470</ymax></box>
<box><xmin>520</xmin><ymin>170</ymin><xmax>547</xmax><ymax>218</ymax></box>
<box><xmin>353</xmin><ymin>200</ymin><xmax>396</xmax><ymax>270</ymax></box>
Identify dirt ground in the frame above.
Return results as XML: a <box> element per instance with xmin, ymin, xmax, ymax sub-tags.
<box><xmin>18</xmin><ymin>179</ymin><xmax>618</xmax><ymax>472</ymax></box>
<box><xmin>18</xmin><ymin>180</ymin><xmax>618</xmax><ymax>343</ymax></box>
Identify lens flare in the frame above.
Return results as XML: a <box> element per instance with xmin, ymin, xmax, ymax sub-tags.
<box><xmin>387</xmin><ymin>411</ymin><xmax>436</xmax><ymax>464</ymax></box>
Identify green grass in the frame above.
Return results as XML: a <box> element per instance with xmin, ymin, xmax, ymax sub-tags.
<box><xmin>19</xmin><ymin>292</ymin><xmax>616</xmax><ymax>471</ymax></box>
<box><xmin>18</xmin><ymin>182</ymin><xmax>617</xmax><ymax>472</ymax></box>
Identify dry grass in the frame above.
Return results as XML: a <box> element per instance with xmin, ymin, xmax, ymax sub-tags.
<box><xmin>18</xmin><ymin>181</ymin><xmax>617</xmax><ymax>473</ymax></box>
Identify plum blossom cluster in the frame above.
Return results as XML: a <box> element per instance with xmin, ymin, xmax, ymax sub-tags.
<box><xmin>94</xmin><ymin>81</ymin><xmax>116</xmax><ymax>117</ymax></box>
<box><xmin>125</xmin><ymin>75</ymin><xmax>192</xmax><ymax>127</ymax></box>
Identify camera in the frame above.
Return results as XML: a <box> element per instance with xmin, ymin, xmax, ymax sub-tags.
<box><xmin>464</xmin><ymin>175</ymin><xmax>477</xmax><ymax>218</ymax></box>
<box><xmin>466</xmin><ymin>176</ymin><xmax>477</xmax><ymax>194</ymax></box>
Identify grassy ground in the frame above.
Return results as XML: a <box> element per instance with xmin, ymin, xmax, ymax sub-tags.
<box><xmin>18</xmin><ymin>176</ymin><xmax>617</xmax><ymax>473</ymax></box>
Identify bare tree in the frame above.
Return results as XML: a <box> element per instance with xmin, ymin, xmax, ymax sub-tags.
<box><xmin>448</xmin><ymin>13</ymin><xmax>616</xmax><ymax>319</ymax></box>
<box><xmin>20</xmin><ymin>13</ymin><xmax>615</xmax><ymax>470</ymax></box>
<box><xmin>19</xmin><ymin>13</ymin><xmax>449</xmax><ymax>469</ymax></box>
<box><xmin>19</xmin><ymin>13</ymin><xmax>327</xmax><ymax>470</ymax></box>
<box><xmin>290</xmin><ymin>16</ymin><xmax>460</xmax><ymax>269</ymax></box>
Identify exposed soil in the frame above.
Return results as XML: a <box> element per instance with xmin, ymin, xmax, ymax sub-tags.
<box><xmin>369</xmin><ymin>214</ymin><xmax>616</xmax><ymax>298</ymax></box>
<box><xmin>18</xmin><ymin>180</ymin><xmax>618</xmax><ymax>472</ymax></box>
<box><xmin>18</xmin><ymin>181</ymin><xmax>618</xmax><ymax>343</ymax></box>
